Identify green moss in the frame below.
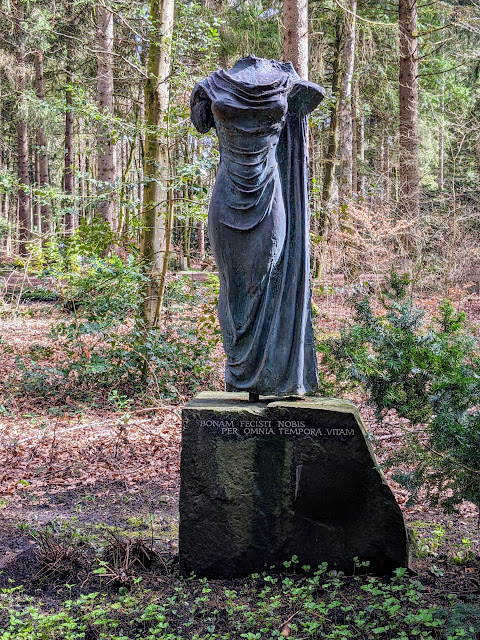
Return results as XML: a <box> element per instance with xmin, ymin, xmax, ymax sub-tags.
<box><xmin>215</xmin><ymin>438</ymin><xmax>256</xmax><ymax>554</ymax></box>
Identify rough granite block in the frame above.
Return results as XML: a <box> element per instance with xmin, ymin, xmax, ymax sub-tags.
<box><xmin>179</xmin><ymin>392</ymin><xmax>409</xmax><ymax>578</ymax></box>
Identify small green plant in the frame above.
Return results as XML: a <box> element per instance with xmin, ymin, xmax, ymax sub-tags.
<box><xmin>414</xmin><ymin>524</ymin><xmax>446</xmax><ymax>558</ymax></box>
<box><xmin>450</xmin><ymin>538</ymin><xmax>476</xmax><ymax>565</ymax></box>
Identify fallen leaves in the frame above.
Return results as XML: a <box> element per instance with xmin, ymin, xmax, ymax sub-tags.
<box><xmin>0</xmin><ymin>409</ymin><xmax>182</xmax><ymax>502</ymax></box>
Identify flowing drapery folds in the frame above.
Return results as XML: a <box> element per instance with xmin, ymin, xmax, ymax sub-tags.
<box><xmin>191</xmin><ymin>57</ymin><xmax>325</xmax><ymax>396</ymax></box>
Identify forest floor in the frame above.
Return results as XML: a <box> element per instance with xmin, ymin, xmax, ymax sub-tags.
<box><xmin>0</xmin><ymin>287</ymin><xmax>479</xmax><ymax>637</ymax></box>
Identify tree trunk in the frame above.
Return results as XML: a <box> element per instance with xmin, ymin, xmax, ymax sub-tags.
<box><xmin>34</xmin><ymin>152</ymin><xmax>41</xmax><ymax>238</ymax></box>
<box><xmin>476</xmin><ymin>128</ymin><xmax>480</xmax><ymax>188</ymax></box>
<box><xmin>0</xmin><ymin>79</ymin><xmax>3</xmax><ymax>256</ymax></box>
<box><xmin>96</xmin><ymin>6</ymin><xmax>116</xmax><ymax>229</ymax></box>
<box><xmin>338</xmin><ymin>0</ymin><xmax>356</xmax><ymax>201</ymax></box>
<box><xmin>80</xmin><ymin>151</ymin><xmax>87</xmax><ymax>220</ymax></box>
<box><xmin>64</xmin><ymin>60</ymin><xmax>75</xmax><ymax>233</ymax></box>
<box><xmin>383</xmin><ymin>134</ymin><xmax>390</xmax><ymax>205</ymax></box>
<box><xmin>198</xmin><ymin>220</ymin><xmax>205</xmax><ymax>257</ymax></box>
<box><xmin>321</xmin><ymin>19</ymin><xmax>342</xmax><ymax>213</ymax></box>
<box><xmin>438</xmin><ymin>124</ymin><xmax>444</xmax><ymax>192</ymax></box>
<box><xmin>356</xmin><ymin>100</ymin><xmax>365</xmax><ymax>195</ymax></box>
<box><xmin>351</xmin><ymin>80</ymin><xmax>358</xmax><ymax>194</ymax></box>
<box><xmin>16</xmin><ymin>1</ymin><xmax>30</xmax><ymax>255</ymax></box>
<box><xmin>377</xmin><ymin>132</ymin><xmax>384</xmax><ymax>202</ymax></box>
<box><xmin>283</xmin><ymin>0</ymin><xmax>309</xmax><ymax>79</ymax></box>
<box><xmin>34</xmin><ymin>51</ymin><xmax>51</xmax><ymax>243</ymax></box>
<box><xmin>140</xmin><ymin>0</ymin><xmax>175</xmax><ymax>325</ymax></box>
<box><xmin>437</xmin><ymin>14</ymin><xmax>445</xmax><ymax>192</ymax></box>
<box><xmin>398</xmin><ymin>0</ymin><xmax>419</xmax><ymax>221</ymax></box>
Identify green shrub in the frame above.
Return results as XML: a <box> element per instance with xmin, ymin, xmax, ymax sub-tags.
<box><xmin>13</xmin><ymin>261</ymin><xmax>221</xmax><ymax>402</ymax></box>
<box><xmin>319</xmin><ymin>270</ymin><xmax>480</xmax><ymax>512</ymax></box>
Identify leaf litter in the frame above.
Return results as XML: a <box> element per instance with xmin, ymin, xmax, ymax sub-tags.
<box><xmin>0</xmin><ymin>296</ymin><xmax>479</xmax><ymax>601</ymax></box>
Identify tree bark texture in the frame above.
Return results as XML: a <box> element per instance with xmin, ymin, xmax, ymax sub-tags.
<box><xmin>398</xmin><ymin>0</ymin><xmax>419</xmax><ymax>220</ymax></box>
<box><xmin>64</xmin><ymin>60</ymin><xmax>75</xmax><ymax>233</ymax></box>
<box><xmin>34</xmin><ymin>51</ymin><xmax>51</xmax><ymax>241</ymax></box>
<box><xmin>321</xmin><ymin>19</ymin><xmax>342</xmax><ymax>212</ymax></box>
<box><xmin>96</xmin><ymin>6</ymin><xmax>116</xmax><ymax>228</ymax></box>
<box><xmin>140</xmin><ymin>0</ymin><xmax>175</xmax><ymax>325</ymax></box>
<box><xmin>351</xmin><ymin>80</ymin><xmax>358</xmax><ymax>193</ymax></box>
<box><xmin>356</xmin><ymin>99</ymin><xmax>365</xmax><ymax>195</ymax></box>
<box><xmin>338</xmin><ymin>0</ymin><xmax>356</xmax><ymax>201</ymax></box>
<box><xmin>16</xmin><ymin>1</ymin><xmax>30</xmax><ymax>255</ymax></box>
<box><xmin>476</xmin><ymin>131</ymin><xmax>480</xmax><ymax>188</ymax></box>
<box><xmin>283</xmin><ymin>0</ymin><xmax>309</xmax><ymax>79</ymax></box>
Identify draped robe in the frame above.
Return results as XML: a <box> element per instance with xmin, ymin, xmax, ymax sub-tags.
<box><xmin>191</xmin><ymin>57</ymin><xmax>325</xmax><ymax>396</ymax></box>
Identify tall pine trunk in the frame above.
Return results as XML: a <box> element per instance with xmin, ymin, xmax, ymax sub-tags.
<box><xmin>64</xmin><ymin>60</ymin><xmax>75</xmax><ymax>233</ymax></box>
<box><xmin>34</xmin><ymin>51</ymin><xmax>51</xmax><ymax>243</ymax></box>
<box><xmin>283</xmin><ymin>0</ymin><xmax>309</xmax><ymax>78</ymax></box>
<box><xmin>96</xmin><ymin>6</ymin><xmax>116</xmax><ymax>229</ymax></box>
<box><xmin>140</xmin><ymin>0</ymin><xmax>175</xmax><ymax>325</ymax></box>
<box><xmin>398</xmin><ymin>0</ymin><xmax>419</xmax><ymax>222</ymax></box>
<box><xmin>16</xmin><ymin>1</ymin><xmax>30</xmax><ymax>255</ymax></box>
<box><xmin>322</xmin><ymin>20</ymin><xmax>342</xmax><ymax>212</ymax></box>
<box><xmin>338</xmin><ymin>0</ymin><xmax>356</xmax><ymax>201</ymax></box>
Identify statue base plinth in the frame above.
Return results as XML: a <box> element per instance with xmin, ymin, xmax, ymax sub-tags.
<box><xmin>179</xmin><ymin>392</ymin><xmax>409</xmax><ymax>578</ymax></box>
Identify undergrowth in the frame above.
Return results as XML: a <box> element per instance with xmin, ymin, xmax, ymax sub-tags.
<box><xmin>318</xmin><ymin>270</ymin><xmax>480</xmax><ymax>513</ymax></box>
<box><xmin>7</xmin><ymin>259</ymin><xmax>222</xmax><ymax>403</ymax></box>
<box><xmin>1</xmin><ymin>563</ymin><xmax>479</xmax><ymax>639</ymax></box>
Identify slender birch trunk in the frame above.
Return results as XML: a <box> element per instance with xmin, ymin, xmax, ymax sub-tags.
<box><xmin>140</xmin><ymin>0</ymin><xmax>175</xmax><ymax>325</ymax></box>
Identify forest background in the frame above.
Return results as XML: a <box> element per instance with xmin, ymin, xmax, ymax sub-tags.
<box><xmin>0</xmin><ymin>0</ymin><xmax>479</xmax><ymax>302</ymax></box>
<box><xmin>0</xmin><ymin>0</ymin><xmax>480</xmax><ymax>638</ymax></box>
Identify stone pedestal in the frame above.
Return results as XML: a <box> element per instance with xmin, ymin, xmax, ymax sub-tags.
<box><xmin>179</xmin><ymin>392</ymin><xmax>409</xmax><ymax>578</ymax></box>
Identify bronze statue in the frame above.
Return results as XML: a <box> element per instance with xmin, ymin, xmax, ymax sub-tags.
<box><xmin>191</xmin><ymin>56</ymin><xmax>325</xmax><ymax>399</ymax></box>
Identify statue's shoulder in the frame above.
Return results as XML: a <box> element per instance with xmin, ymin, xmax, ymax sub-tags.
<box><xmin>287</xmin><ymin>78</ymin><xmax>326</xmax><ymax>114</ymax></box>
<box><xmin>190</xmin><ymin>78</ymin><xmax>216</xmax><ymax>133</ymax></box>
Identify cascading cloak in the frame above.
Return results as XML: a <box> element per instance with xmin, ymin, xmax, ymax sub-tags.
<box><xmin>191</xmin><ymin>57</ymin><xmax>325</xmax><ymax>396</ymax></box>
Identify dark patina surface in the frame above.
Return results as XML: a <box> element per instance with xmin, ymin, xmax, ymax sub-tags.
<box><xmin>179</xmin><ymin>392</ymin><xmax>409</xmax><ymax>578</ymax></box>
<box><xmin>191</xmin><ymin>56</ymin><xmax>325</xmax><ymax>396</ymax></box>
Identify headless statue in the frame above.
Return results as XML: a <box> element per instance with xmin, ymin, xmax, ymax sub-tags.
<box><xmin>191</xmin><ymin>56</ymin><xmax>325</xmax><ymax>401</ymax></box>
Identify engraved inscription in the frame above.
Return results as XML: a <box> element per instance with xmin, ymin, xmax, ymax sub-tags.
<box><xmin>198</xmin><ymin>419</ymin><xmax>355</xmax><ymax>438</ymax></box>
